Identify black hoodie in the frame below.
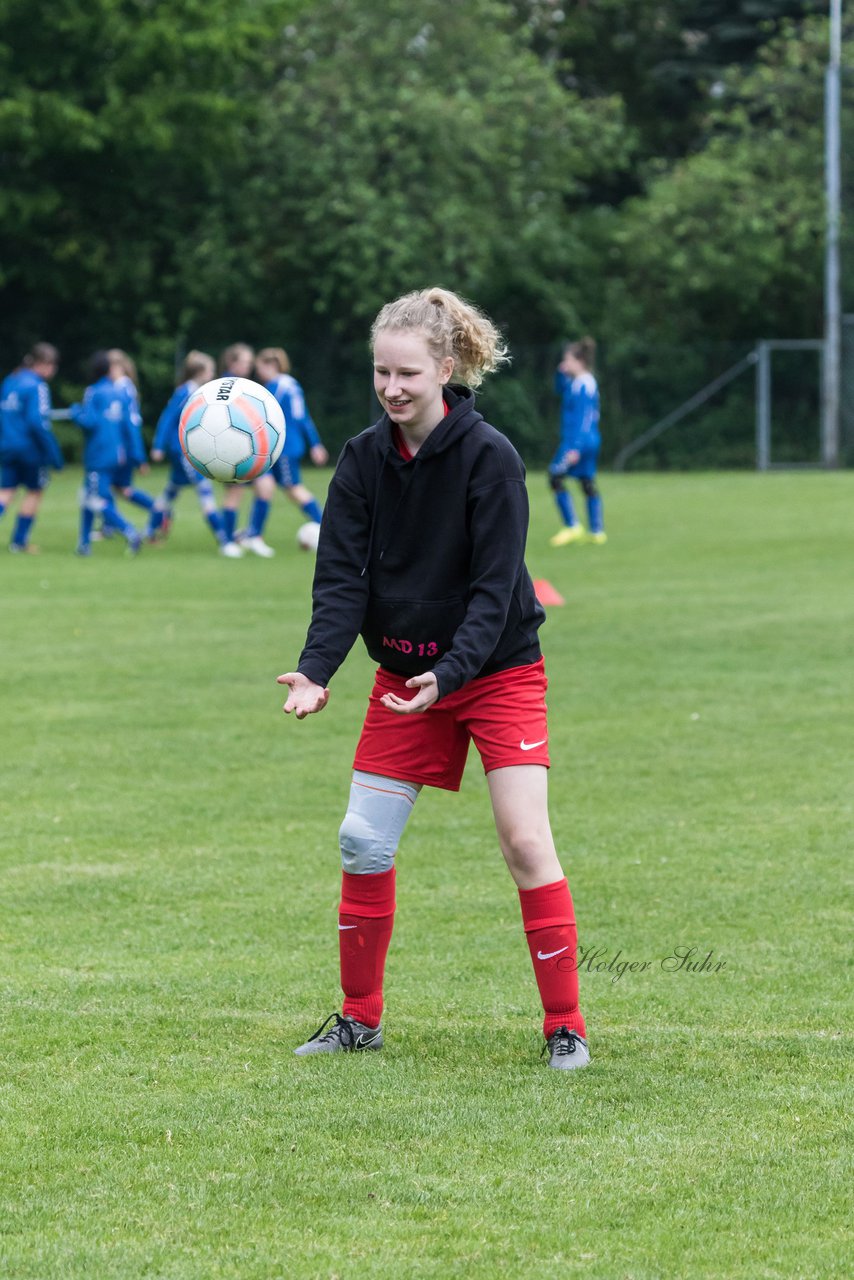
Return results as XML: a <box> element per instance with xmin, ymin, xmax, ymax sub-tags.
<box><xmin>297</xmin><ymin>385</ymin><xmax>546</xmax><ymax>701</ymax></box>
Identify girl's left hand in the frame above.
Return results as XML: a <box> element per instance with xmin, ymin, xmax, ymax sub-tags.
<box><xmin>380</xmin><ymin>672</ymin><xmax>439</xmax><ymax>714</ymax></box>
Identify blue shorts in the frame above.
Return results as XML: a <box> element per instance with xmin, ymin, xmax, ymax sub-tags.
<box><xmin>112</xmin><ymin>464</ymin><xmax>134</xmax><ymax>488</ymax></box>
<box><xmin>271</xmin><ymin>455</ymin><xmax>300</xmax><ymax>488</ymax></box>
<box><xmin>169</xmin><ymin>453</ymin><xmax>206</xmax><ymax>488</ymax></box>
<box><xmin>82</xmin><ymin>470</ymin><xmax>116</xmax><ymax>506</ymax></box>
<box><xmin>549</xmin><ymin>445</ymin><xmax>599</xmax><ymax>480</ymax></box>
<box><xmin>1</xmin><ymin>460</ymin><xmax>48</xmax><ymax>492</ymax></box>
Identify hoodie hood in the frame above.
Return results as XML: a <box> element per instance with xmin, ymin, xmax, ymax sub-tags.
<box><xmin>374</xmin><ymin>384</ymin><xmax>483</xmax><ymax>464</ymax></box>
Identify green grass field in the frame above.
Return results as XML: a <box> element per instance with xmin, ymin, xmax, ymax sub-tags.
<box><xmin>1</xmin><ymin>467</ymin><xmax>851</xmax><ymax>1279</ymax></box>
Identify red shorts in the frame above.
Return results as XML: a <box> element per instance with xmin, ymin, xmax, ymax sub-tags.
<box><xmin>353</xmin><ymin>658</ymin><xmax>550</xmax><ymax>791</ymax></box>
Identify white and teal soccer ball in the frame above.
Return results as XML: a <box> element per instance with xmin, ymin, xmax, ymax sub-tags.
<box><xmin>179</xmin><ymin>377</ymin><xmax>285</xmax><ymax>483</ymax></box>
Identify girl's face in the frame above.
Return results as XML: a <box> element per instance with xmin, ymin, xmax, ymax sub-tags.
<box><xmin>373</xmin><ymin>329</ymin><xmax>453</xmax><ymax>435</ymax></box>
<box><xmin>561</xmin><ymin>350</ymin><xmax>584</xmax><ymax>378</ymax></box>
<box><xmin>229</xmin><ymin>349</ymin><xmax>254</xmax><ymax>377</ymax></box>
<box><xmin>254</xmin><ymin>357</ymin><xmax>278</xmax><ymax>383</ymax></box>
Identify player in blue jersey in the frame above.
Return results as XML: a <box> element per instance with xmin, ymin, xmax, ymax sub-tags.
<box><xmin>252</xmin><ymin>347</ymin><xmax>327</xmax><ymax>535</ymax></box>
<box><xmin>0</xmin><ymin>343</ymin><xmax>63</xmax><ymax>554</ymax></box>
<box><xmin>548</xmin><ymin>337</ymin><xmax>606</xmax><ymax>546</ymax></box>
<box><xmin>144</xmin><ymin>350</ymin><xmax>243</xmax><ymax>557</ymax></box>
<box><xmin>108</xmin><ymin>349</ymin><xmax>156</xmax><ymax>518</ymax></box>
<box><xmin>217</xmin><ymin>343</ymin><xmax>278</xmax><ymax>557</ymax></box>
<box><xmin>70</xmin><ymin>351</ymin><xmax>144</xmax><ymax>556</ymax></box>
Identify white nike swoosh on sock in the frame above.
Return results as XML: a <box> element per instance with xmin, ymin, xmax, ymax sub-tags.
<box><xmin>338</xmin><ymin>924</ymin><xmax>358</xmax><ymax>931</ymax></box>
<box><xmin>537</xmin><ymin>945</ymin><xmax>569</xmax><ymax>960</ymax></box>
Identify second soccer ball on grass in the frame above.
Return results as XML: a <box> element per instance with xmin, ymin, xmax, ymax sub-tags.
<box><xmin>296</xmin><ymin>521</ymin><xmax>320</xmax><ymax>552</ymax></box>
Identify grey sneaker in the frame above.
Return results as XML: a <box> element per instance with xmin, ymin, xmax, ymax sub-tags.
<box><xmin>294</xmin><ymin>1012</ymin><xmax>383</xmax><ymax>1056</ymax></box>
<box><xmin>543</xmin><ymin>1027</ymin><xmax>590</xmax><ymax>1071</ymax></box>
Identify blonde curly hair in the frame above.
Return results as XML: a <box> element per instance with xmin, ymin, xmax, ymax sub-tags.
<box><xmin>371</xmin><ymin>287</ymin><xmax>509</xmax><ymax>389</ymax></box>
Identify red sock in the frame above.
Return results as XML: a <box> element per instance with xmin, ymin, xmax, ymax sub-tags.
<box><xmin>339</xmin><ymin>868</ymin><xmax>396</xmax><ymax>1028</ymax></box>
<box><xmin>519</xmin><ymin>877</ymin><xmax>586</xmax><ymax>1039</ymax></box>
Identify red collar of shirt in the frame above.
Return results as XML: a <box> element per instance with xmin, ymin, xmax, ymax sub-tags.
<box><xmin>392</xmin><ymin>397</ymin><xmax>449</xmax><ymax>460</ymax></box>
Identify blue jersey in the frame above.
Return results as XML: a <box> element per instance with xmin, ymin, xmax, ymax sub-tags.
<box><xmin>555</xmin><ymin>370</ymin><xmax>600</xmax><ymax>455</ymax></box>
<box><xmin>152</xmin><ymin>379</ymin><xmax>198</xmax><ymax>461</ymax></box>
<box><xmin>0</xmin><ymin>368</ymin><xmax>63</xmax><ymax>469</ymax></box>
<box><xmin>266</xmin><ymin>373</ymin><xmax>321</xmax><ymax>460</ymax></box>
<box><xmin>71</xmin><ymin>376</ymin><xmax>134</xmax><ymax>471</ymax></box>
<box><xmin>116</xmin><ymin>374</ymin><xmax>146</xmax><ymax>467</ymax></box>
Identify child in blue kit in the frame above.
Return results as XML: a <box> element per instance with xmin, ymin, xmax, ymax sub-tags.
<box><xmin>108</xmin><ymin>349</ymin><xmax>156</xmax><ymax>518</ymax></box>
<box><xmin>549</xmin><ymin>337</ymin><xmax>606</xmax><ymax>546</ymax></box>
<box><xmin>145</xmin><ymin>350</ymin><xmax>243</xmax><ymax>557</ymax></box>
<box><xmin>217</xmin><ymin>343</ymin><xmax>278</xmax><ymax>557</ymax></box>
<box><xmin>0</xmin><ymin>342</ymin><xmax>63</xmax><ymax>554</ymax></box>
<box><xmin>71</xmin><ymin>351</ymin><xmax>144</xmax><ymax>556</ymax></box>
<box><xmin>253</xmin><ymin>347</ymin><xmax>327</xmax><ymax>533</ymax></box>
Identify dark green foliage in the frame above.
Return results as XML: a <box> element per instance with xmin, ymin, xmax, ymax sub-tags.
<box><xmin>512</xmin><ymin>0</ymin><xmax>823</xmax><ymax>163</ymax></box>
<box><xmin>250</xmin><ymin>0</ymin><xmax>629</xmax><ymax>339</ymax></box>
<box><xmin>0</xmin><ymin>0</ymin><xmax>292</xmax><ymax>390</ymax></box>
<box><xmin>0</xmin><ymin>1</ymin><xmax>845</xmax><ymax>464</ymax></box>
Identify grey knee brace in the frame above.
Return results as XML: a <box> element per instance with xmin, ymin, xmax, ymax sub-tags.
<box><xmin>339</xmin><ymin>771</ymin><xmax>419</xmax><ymax>874</ymax></box>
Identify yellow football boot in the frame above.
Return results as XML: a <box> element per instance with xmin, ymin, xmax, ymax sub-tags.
<box><xmin>549</xmin><ymin>525</ymin><xmax>586</xmax><ymax>547</ymax></box>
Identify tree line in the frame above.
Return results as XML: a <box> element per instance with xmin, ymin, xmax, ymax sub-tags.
<box><xmin>0</xmin><ymin>0</ymin><xmax>845</xmax><ymax>465</ymax></box>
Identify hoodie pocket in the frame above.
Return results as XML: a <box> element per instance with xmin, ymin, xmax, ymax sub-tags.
<box><xmin>362</xmin><ymin>596</ymin><xmax>467</xmax><ymax>671</ymax></box>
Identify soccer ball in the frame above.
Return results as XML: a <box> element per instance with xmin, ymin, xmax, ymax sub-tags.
<box><xmin>179</xmin><ymin>377</ymin><xmax>285</xmax><ymax>483</ymax></box>
<box><xmin>296</xmin><ymin>520</ymin><xmax>321</xmax><ymax>552</ymax></box>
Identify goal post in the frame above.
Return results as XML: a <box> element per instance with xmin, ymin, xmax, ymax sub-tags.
<box><xmin>613</xmin><ymin>340</ymin><xmax>828</xmax><ymax>472</ymax></box>
<box><xmin>755</xmin><ymin>340</ymin><xmax>825</xmax><ymax>471</ymax></box>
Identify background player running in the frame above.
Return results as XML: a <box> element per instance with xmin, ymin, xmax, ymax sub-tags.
<box><xmin>146</xmin><ymin>350</ymin><xmax>243</xmax><ymax>557</ymax></box>
<box><xmin>549</xmin><ymin>337</ymin><xmax>606</xmax><ymax>546</ymax></box>
<box><xmin>217</xmin><ymin>343</ymin><xmax>277</xmax><ymax>557</ymax></box>
<box><xmin>70</xmin><ymin>351</ymin><xmax>144</xmax><ymax>556</ymax></box>
<box><xmin>253</xmin><ymin>347</ymin><xmax>327</xmax><ymax>534</ymax></box>
<box><xmin>108</xmin><ymin>348</ymin><xmax>156</xmax><ymax>522</ymax></box>
<box><xmin>0</xmin><ymin>342</ymin><xmax>63</xmax><ymax>554</ymax></box>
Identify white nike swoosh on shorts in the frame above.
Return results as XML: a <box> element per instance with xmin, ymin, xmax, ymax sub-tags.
<box><xmin>520</xmin><ymin>739</ymin><xmax>547</xmax><ymax>751</ymax></box>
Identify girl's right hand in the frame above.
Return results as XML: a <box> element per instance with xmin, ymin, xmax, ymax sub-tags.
<box><xmin>277</xmin><ymin>672</ymin><xmax>330</xmax><ymax>719</ymax></box>
<box><xmin>380</xmin><ymin>671</ymin><xmax>438</xmax><ymax>714</ymax></box>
